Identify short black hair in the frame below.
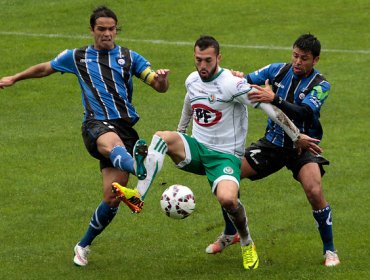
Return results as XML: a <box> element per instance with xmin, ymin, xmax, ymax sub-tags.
<box><xmin>194</xmin><ymin>35</ymin><xmax>220</xmax><ymax>55</ymax></box>
<box><xmin>293</xmin><ymin>34</ymin><xmax>321</xmax><ymax>57</ymax></box>
<box><xmin>90</xmin><ymin>6</ymin><xmax>118</xmax><ymax>29</ymax></box>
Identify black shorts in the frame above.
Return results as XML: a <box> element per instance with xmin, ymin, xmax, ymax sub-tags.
<box><xmin>81</xmin><ymin>119</ymin><xmax>139</xmax><ymax>170</ymax></box>
<box><xmin>245</xmin><ymin>137</ymin><xmax>329</xmax><ymax>181</ymax></box>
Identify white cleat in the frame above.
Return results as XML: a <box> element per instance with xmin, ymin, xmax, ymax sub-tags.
<box><xmin>73</xmin><ymin>244</ymin><xmax>91</xmax><ymax>267</ymax></box>
<box><xmin>324</xmin><ymin>250</ymin><xmax>340</xmax><ymax>267</ymax></box>
<box><xmin>205</xmin><ymin>233</ymin><xmax>240</xmax><ymax>254</ymax></box>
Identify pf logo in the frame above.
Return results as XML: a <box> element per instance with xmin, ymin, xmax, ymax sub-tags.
<box><xmin>192</xmin><ymin>104</ymin><xmax>222</xmax><ymax>127</ymax></box>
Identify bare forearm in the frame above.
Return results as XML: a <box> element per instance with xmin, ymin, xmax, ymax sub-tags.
<box><xmin>14</xmin><ymin>62</ymin><xmax>55</xmax><ymax>82</ymax></box>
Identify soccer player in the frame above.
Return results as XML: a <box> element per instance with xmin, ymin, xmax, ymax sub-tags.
<box><xmin>113</xmin><ymin>35</ymin><xmax>322</xmax><ymax>270</ymax></box>
<box><xmin>179</xmin><ymin>34</ymin><xmax>340</xmax><ymax>267</ymax></box>
<box><xmin>0</xmin><ymin>6</ymin><xmax>169</xmax><ymax>266</ymax></box>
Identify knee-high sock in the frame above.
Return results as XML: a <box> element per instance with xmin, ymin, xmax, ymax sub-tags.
<box><xmin>79</xmin><ymin>201</ymin><xmax>118</xmax><ymax>247</ymax></box>
<box><xmin>222</xmin><ymin>207</ymin><xmax>237</xmax><ymax>235</ymax></box>
<box><xmin>313</xmin><ymin>204</ymin><xmax>335</xmax><ymax>254</ymax></box>
<box><xmin>224</xmin><ymin>202</ymin><xmax>252</xmax><ymax>246</ymax></box>
<box><xmin>137</xmin><ymin>135</ymin><xmax>168</xmax><ymax>199</ymax></box>
<box><xmin>109</xmin><ymin>145</ymin><xmax>134</xmax><ymax>174</ymax></box>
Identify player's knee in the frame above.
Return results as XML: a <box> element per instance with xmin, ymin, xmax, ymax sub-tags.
<box><xmin>218</xmin><ymin>197</ymin><xmax>238</xmax><ymax>211</ymax></box>
<box><xmin>156</xmin><ymin>131</ymin><xmax>181</xmax><ymax>149</ymax></box>
<box><xmin>304</xmin><ymin>183</ymin><xmax>324</xmax><ymax>205</ymax></box>
<box><xmin>155</xmin><ymin>130</ymin><xmax>176</xmax><ymax>141</ymax></box>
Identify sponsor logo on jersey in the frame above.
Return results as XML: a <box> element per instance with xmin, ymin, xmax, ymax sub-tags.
<box><xmin>116</xmin><ymin>57</ymin><xmax>126</xmax><ymax>66</ymax></box>
<box><xmin>192</xmin><ymin>104</ymin><xmax>222</xmax><ymax>127</ymax></box>
<box><xmin>309</xmin><ymin>96</ymin><xmax>321</xmax><ymax>108</ymax></box>
<box><xmin>223</xmin><ymin>166</ymin><xmax>234</xmax><ymax>175</ymax></box>
<box><xmin>236</xmin><ymin>79</ymin><xmax>250</xmax><ymax>91</ymax></box>
<box><xmin>79</xmin><ymin>58</ymin><xmax>93</xmax><ymax>63</ymax></box>
<box><xmin>274</xmin><ymin>82</ymin><xmax>285</xmax><ymax>89</ymax></box>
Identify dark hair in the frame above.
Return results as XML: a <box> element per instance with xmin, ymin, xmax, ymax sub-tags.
<box><xmin>293</xmin><ymin>34</ymin><xmax>321</xmax><ymax>57</ymax></box>
<box><xmin>90</xmin><ymin>6</ymin><xmax>118</xmax><ymax>29</ymax></box>
<box><xmin>194</xmin><ymin>35</ymin><xmax>220</xmax><ymax>55</ymax></box>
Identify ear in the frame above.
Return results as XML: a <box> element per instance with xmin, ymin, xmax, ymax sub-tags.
<box><xmin>313</xmin><ymin>55</ymin><xmax>320</xmax><ymax>66</ymax></box>
<box><xmin>217</xmin><ymin>53</ymin><xmax>222</xmax><ymax>63</ymax></box>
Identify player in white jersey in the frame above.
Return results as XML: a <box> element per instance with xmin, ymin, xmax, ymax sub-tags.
<box><xmin>186</xmin><ymin>69</ymin><xmax>253</xmax><ymax>157</ymax></box>
<box><xmin>113</xmin><ymin>35</ymin><xmax>322</xmax><ymax>270</ymax></box>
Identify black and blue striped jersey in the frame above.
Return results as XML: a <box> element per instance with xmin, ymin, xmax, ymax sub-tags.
<box><xmin>51</xmin><ymin>45</ymin><xmax>153</xmax><ymax>125</ymax></box>
<box><xmin>247</xmin><ymin>63</ymin><xmax>330</xmax><ymax>148</ymax></box>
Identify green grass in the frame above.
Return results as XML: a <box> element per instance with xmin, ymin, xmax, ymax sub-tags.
<box><xmin>0</xmin><ymin>0</ymin><xmax>369</xmax><ymax>279</ymax></box>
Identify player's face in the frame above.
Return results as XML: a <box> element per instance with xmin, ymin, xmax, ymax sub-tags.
<box><xmin>291</xmin><ymin>47</ymin><xmax>319</xmax><ymax>77</ymax></box>
<box><xmin>194</xmin><ymin>46</ymin><xmax>220</xmax><ymax>80</ymax></box>
<box><xmin>91</xmin><ymin>17</ymin><xmax>117</xmax><ymax>50</ymax></box>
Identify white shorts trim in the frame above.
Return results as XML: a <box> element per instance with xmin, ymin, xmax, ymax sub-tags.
<box><xmin>212</xmin><ymin>175</ymin><xmax>240</xmax><ymax>193</ymax></box>
<box><xmin>176</xmin><ymin>132</ymin><xmax>191</xmax><ymax>168</ymax></box>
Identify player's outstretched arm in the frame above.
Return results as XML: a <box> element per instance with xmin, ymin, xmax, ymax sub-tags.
<box><xmin>150</xmin><ymin>69</ymin><xmax>170</xmax><ymax>93</ymax></box>
<box><xmin>0</xmin><ymin>62</ymin><xmax>55</xmax><ymax>89</ymax></box>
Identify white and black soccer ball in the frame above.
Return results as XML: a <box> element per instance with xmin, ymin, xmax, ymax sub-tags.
<box><xmin>160</xmin><ymin>184</ymin><xmax>196</xmax><ymax>219</ymax></box>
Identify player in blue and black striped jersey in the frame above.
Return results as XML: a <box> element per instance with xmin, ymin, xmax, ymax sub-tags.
<box><xmin>215</xmin><ymin>34</ymin><xmax>339</xmax><ymax>266</ymax></box>
<box><xmin>0</xmin><ymin>6</ymin><xmax>169</xmax><ymax>266</ymax></box>
<box><xmin>177</xmin><ymin>34</ymin><xmax>339</xmax><ymax>266</ymax></box>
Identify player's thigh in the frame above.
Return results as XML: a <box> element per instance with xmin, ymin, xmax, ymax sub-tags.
<box><xmin>96</xmin><ymin>132</ymin><xmax>124</xmax><ymax>157</ymax></box>
<box><xmin>176</xmin><ymin>133</ymin><xmax>204</xmax><ymax>174</ymax></box>
<box><xmin>203</xmin><ymin>152</ymin><xmax>241</xmax><ymax>193</ymax></box>
<box><xmin>297</xmin><ymin>162</ymin><xmax>323</xmax><ymax>193</ymax></box>
<box><xmin>156</xmin><ymin>131</ymin><xmax>186</xmax><ymax>163</ymax></box>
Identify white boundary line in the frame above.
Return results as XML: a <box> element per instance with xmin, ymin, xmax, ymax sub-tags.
<box><xmin>1</xmin><ymin>31</ymin><xmax>369</xmax><ymax>55</ymax></box>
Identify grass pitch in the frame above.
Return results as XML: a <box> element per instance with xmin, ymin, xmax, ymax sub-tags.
<box><xmin>0</xmin><ymin>0</ymin><xmax>369</xmax><ymax>279</ymax></box>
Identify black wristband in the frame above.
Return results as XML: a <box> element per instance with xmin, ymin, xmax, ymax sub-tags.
<box><xmin>272</xmin><ymin>95</ymin><xmax>282</xmax><ymax>105</ymax></box>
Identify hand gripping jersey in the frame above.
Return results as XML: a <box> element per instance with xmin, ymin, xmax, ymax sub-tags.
<box><xmin>185</xmin><ymin>68</ymin><xmax>258</xmax><ymax>158</ymax></box>
<box><xmin>51</xmin><ymin>45</ymin><xmax>154</xmax><ymax>125</ymax></box>
<box><xmin>247</xmin><ymin>63</ymin><xmax>330</xmax><ymax>147</ymax></box>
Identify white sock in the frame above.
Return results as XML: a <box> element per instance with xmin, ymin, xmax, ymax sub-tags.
<box><xmin>137</xmin><ymin>135</ymin><xmax>168</xmax><ymax>198</ymax></box>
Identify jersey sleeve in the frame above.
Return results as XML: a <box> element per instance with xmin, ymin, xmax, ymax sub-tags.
<box><xmin>130</xmin><ymin>51</ymin><xmax>155</xmax><ymax>84</ymax></box>
<box><xmin>302</xmin><ymin>81</ymin><xmax>330</xmax><ymax>114</ymax></box>
<box><xmin>50</xmin><ymin>49</ymin><xmax>77</xmax><ymax>74</ymax></box>
<box><xmin>246</xmin><ymin>63</ymin><xmax>285</xmax><ymax>85</ymax></box>
<box><xmin>177</xmin><ymin>92</ymin><xmax>193</xmax><ymax>133</ymax></box>
<box><xmin>231</xmin><ymin>77</ymin><xmax>257</xmax><ymax>107</ymax></box>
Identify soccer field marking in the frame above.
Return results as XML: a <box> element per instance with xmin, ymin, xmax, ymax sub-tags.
<box><xmin>1</xmin><ymin>31</ymin><xmax>369</xmax><ymax>55</ymax></box>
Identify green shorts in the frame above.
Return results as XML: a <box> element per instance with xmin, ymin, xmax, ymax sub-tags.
<box><xmin>176</xmin><ymin>133</ymin><xmax>241</xmax><ymax>193</ymax></box>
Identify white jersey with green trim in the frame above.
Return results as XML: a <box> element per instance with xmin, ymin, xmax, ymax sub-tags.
<box><xmin>185</xmin><ymin>68</ymin><xmax>257</xmax><ymax>158</ymax></box>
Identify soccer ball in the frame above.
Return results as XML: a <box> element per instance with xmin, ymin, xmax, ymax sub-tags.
<box><xmin>160</xmin><ymin>184</ymin><xmax>196</xmax><ymax>219</ymax></box>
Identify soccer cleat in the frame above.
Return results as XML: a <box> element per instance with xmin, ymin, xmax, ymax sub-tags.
<box><xmin>241</xmin><ymin>242</ymin><xmax>259</xmax><ymax>270</ymax></box>
<box><xmin>205</xmin><ymin>233</ymin><xmax>240</xmax><ymax>254</ymax></box>
<box><xmin>73</xmin><ymin>244</ymin><xmax>90</xmax><ymax>267</ymax></box>
<box><xmin>133</xmin><ymin>139</ymin><xmax>148</xmax><ymax>180</ymax></box>
<box><xmin>112</xmin><ymin>182</ymin><xmax>144</xmax><ymax>213</ymax></box>
<box><xmin>324</xmin><ymin>250</ymin><xmax>340</xmax><ymax>267</ymax></box>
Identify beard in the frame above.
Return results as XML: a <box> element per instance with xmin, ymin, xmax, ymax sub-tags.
<box><xmin>198</xmin><ymin>64</ymin><xmax>218</xmax><ymax>81</ymax></box>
